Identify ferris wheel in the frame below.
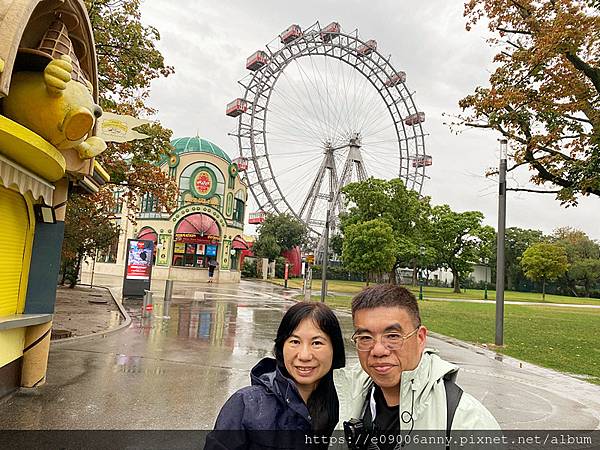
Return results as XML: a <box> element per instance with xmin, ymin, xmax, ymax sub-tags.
<box><xmin>226</xmin><ymin>21</ymin><xmax>430</xmax><ymax>252</ymax></box>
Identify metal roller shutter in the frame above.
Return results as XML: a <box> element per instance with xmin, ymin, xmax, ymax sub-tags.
<box><xmin>0</xmin><ymin>187</ymin><xmax>29</xmax><ymax>316</ymax></box>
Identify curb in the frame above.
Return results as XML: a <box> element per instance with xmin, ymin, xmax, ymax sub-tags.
<box><xmin>51</xmin><ymin>285</ymin><xmax>132</xmax><ymax>345</ymax></box>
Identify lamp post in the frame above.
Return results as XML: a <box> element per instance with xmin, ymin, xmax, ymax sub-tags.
<box><xmin>419</xmin><ymin>245</ymin><xmax>425</xmax><ymax>301</ymax></box>
<box><xmin>495</xmin><ymin>139</ymin><xmax>507</xmax><ymax>346</ymax></box>
<box><xmin>484</xmin><ymin>257</ymin><xmax>489</xmax><ymax>300</ymax></box>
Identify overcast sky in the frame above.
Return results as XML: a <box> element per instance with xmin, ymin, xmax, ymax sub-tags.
<box><xmin>139</xmin><ymin>0</ymin><xmax>599</xmax><ymax>241</ymax></box>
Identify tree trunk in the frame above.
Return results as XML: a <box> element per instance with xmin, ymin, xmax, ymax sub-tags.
<box><xmin>452</xmin><ymin>268</ymin><xmax>461</xmax><ymax>293</ymax></box>
<box><xmin>542</xmin><ymin>278</ymin><xmax>546</xmax><ymax>302</ymax></box>
<box><xmin>366</xmin><ymin>272</ymin><xmax>370</xmax><ymax>287</ymax></box>
<box><xmin>69</xmin><ymin>254</ymin><xmax>83</xmax><ymax>289</ymax></box>
<box><xmin>390</xmin><ymin>269</ymin><xmax>397</xmax><ymax>285</ymax></box>
<box><xmin>584</xmin><ymin>280</ymin><xmax>590</xmax><ymax>297</ymax></box>
<box><xmin>60</xmin><ymin>260</ymin><xmax>67</xmax><ymax>286</ymax></box>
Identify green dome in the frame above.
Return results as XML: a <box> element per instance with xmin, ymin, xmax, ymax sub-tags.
<box><xmin>168</xmin><ymin>136</ymin><xmax>232</xmax><ymax>164</ymax></box>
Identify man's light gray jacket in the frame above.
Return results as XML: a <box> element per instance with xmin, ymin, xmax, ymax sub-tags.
<box><xmin>333</xmin><ymin>349</ymin><xmax>500</xmax><ymax>431</ymax></box>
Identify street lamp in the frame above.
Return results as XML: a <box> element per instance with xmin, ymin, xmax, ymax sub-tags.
<box><xmin>419</xmin><ymin>245</ymin><xmax>425</xmax><ymax>301</ymax></box>
<box><xmin>483</xmin><ymin>257</ymin><xmax>489</xmax><ymax>300</ymax></box>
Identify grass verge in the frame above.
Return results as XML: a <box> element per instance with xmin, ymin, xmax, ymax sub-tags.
<box><xmin>271</xmin><ymin>278</ymin><xmax>600</xmax><ymax>306</ymax></box>
<box><xmin>301</xmin><ymin>294</ymin><xmax>600</xmax><ymax>384</ymax></box>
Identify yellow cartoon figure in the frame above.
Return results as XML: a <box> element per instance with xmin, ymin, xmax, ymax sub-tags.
<box><xmin>2</xmin><ymin>20</ymin><xmax>106</xmax><ymax>160</ymax></box>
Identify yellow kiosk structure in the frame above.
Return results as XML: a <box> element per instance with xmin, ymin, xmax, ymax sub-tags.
<box><xmin>0</xmin><ymin>0</ymin><xmax>108</xmax><ymax>397</ymax></box>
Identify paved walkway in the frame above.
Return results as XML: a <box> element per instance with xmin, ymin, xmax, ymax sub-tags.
<box><xmin>1</xmin><ymin>275</ymin><xmax>598</xmax><ymax>431</ymax></box>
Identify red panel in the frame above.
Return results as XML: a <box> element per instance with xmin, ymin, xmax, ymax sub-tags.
<box><xmin>176</xmin><ymin>213</ymin><xmax>219</xmax><ymax>236</ymax></box>
<box><xmin>282</xmin><ymin>246</ymin><xmax>302</xmax><ymax>277</ymax></box>
<box><xmin>232</xmin><ymin>236</ymin><xmax>249</xmax><ymax>250</ymax></box>
<box><xmin>137</xmin><ymin>227</ymin><xmax>157</xmax><ymax>243</ymax></box>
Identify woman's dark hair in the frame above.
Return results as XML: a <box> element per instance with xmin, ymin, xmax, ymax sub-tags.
<box><xmin>274</xmin><ymin>302</ymin><xmax>345</xmax><ymax>435</ymax></box>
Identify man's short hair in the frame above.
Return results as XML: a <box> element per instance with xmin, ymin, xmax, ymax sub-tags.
<box><xmin>351</xmin><ymin>284</ymin><xmax>421</xmax><ymax>327</ymax></box>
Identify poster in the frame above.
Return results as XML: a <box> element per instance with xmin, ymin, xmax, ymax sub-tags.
<box><xmin>196</xmin><ymin>244</ymin><xmax>205</xmax><ymax>255</ymax></box>
<box><xmin>206</xmin><ymin>245</ymin><xmax>217</xmax><ymax>257</ymax></box>
<box><xmin>126</xmin><ymin>240</ymin><xmax>153</xmax><ymax>280</ymax></box>
<box><xmin>174</xmin><ymin>242</ymin><xmax>185</xmax><ymax>253</ymax></box>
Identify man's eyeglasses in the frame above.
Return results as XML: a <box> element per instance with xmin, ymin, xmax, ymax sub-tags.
<box><xmin>351</xmin><ymin>326</ymin><xmax>420</xmax><ymax>352</ymax></box>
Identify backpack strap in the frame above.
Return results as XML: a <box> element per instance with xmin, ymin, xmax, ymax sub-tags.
<box><xmin>444</xmin><ymin>374</ymin><xmax>463</xmax><ymax>450</ymax></box>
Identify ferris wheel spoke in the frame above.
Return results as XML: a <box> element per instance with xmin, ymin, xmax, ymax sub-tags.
<box><xmin>267</xmin><ymin>112</ymin><xmax>324</xmax><ymax>145</ymax></box>
<box><xmin>265</xmin><ymin>135</ymin><xmax>323</xmax><ymax>150</ymax></box>
<box><xmin>330</xmin><ymin>58</ymin><xmax>355</xmax><ymax>142</ymax></box>
<box><xmin>314</xmin><ymin>54</ymin><xmax>348</xmax><ymax>142</ymax></box>
<box><xmin>299</xmin><ymin>56</ymin><xmax>339</xmax><ymax>139</ymax></box>
<box><xmin>292</xmin><ymin>59</ymin><xmax>332</xmax><ymax>139</ymax></box>
<box><xmin>356</xmin><ymin>90</ymin><xmax>392</xmax><ymax>134</ymax></box>
<box><xmin>347</xmin><ymin>63</ymin><xmax>374</xmax><ymax>131</ymax></box>
<box><xmin>268</xmin><ymin>90</ymin><xmax>328</xmax><ymax>142</ymax></box>
<box><xmin>363</xmin><ymin>118</ymin><xmax>402</xmax><ymax>139</ymax></box>
<box><xmin>275</xmin><ymin>72</ymin><xmax>329</xmax><ymax>140</ymax></box>
<box><xmin>305</xmin><ymin>55</ymin><xmax>334</xmax><ymax>140</ymax></box>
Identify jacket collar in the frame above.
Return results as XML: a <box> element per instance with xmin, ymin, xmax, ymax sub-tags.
<box><xmin>250</xmin><ymin>357</ymin><xmax>311</xmax><ymax>423</ymax></box>
<box><xmin>398</xmin><ymin>349</ymin><xmax>459</xmax><ymax>420</ymax></box>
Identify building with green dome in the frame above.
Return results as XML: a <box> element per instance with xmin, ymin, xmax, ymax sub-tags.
<box><xmin>86</xmin><ymin>136</ymin><xmax>249</xmax><ymax>283</ymax></box>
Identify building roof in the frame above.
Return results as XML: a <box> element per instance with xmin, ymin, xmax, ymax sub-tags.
<box><xmin>170</xmin><ymin>136</ymin><xmax>231</xmax><ymax>164</ymax></box>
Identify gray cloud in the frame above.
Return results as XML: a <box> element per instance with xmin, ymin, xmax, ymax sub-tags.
<box><xmin>141</xmin><ymin>0</ymin><xmax>600</xmax><ymax>240</ymax></box>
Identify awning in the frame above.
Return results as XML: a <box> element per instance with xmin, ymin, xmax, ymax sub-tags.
<box><xmin>0</xmin><ymin>153</ymin><xmax>54</xmax><ymax>205</ymax></box>
<box><xmin>232</xmin><ymin>236</ymin><xmax>249</xmax><ymax>250</ymax></box>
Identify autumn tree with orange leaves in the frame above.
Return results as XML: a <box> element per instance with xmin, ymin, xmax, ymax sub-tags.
<box><xmin>86</xmin><ymin>0</ymin><xmax>178</xmax><ymax>216</ymax></box>
<box><xmin>61</xmin><ymin>0</ymin><xmax>178</xmax><ymax>285</ymax></box>
<box><xmin>457</xmin><ymin>0</ymin><xmax>600</xmax><ymax>204</ymax></box>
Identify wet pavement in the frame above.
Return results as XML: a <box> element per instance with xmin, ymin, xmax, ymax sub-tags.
<box><xmin>1</xmin><ymin>275</ymin><xmax>599</xmax><ymax>430</ymax></box>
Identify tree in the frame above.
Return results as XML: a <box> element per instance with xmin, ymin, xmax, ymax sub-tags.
<box><xmin>342</xmin><ymin>220</ymin><xmax>398</xmax><ymax>285</ymax></box>
<box><xmin>552</xmin><ymin>227</ymin><xmax>600</xmax><ymax>295</ymax></box>
<box><xmin>569</xmin><ymin>259</ymin><xmax>600</xmax><ymax>296</ymax></box>
<box><xmin>256</xmin><ymin>213</ymin><xmax>308</xmax><ymax>253</ymax></box>
<box><xmin>253</xmin><ymin>213</ymin><xmax>308</xmax><ymax>265</ymax></box>
<box><xmin>521</xmin><ymin>242</ymin><xmax>569</xmax><ymax>300</ymax></box>
<box><xmin>252</xmin><ymin>234</ymin><xmax>281</xmax><ymax>262</ymax></box>
<box><xmin>85</xmin><ymin>0</ymin><xmax>178</xmax><ymax>216</ymax></box>
<box><xmin>61</xmin><ymin>1</ymin><xmax>178</xmax><ymax>286</ymax></box>
<box><xmin>502</xmin><ymin>227</ymin><xmax>546</xmax><ymax>290</ymax></box>
<box><xmin>341</xmin><ymin>178</ymin><xmax>432</xmax><ymax>283</ymax></box>
<box><xmin>457</xmin><ymin>0</ymin><xmax>600</xmax><ymax>203</ymax></box>
<box><xmin>430</xmin><ymin>205</ymin><xmax>495</xmax><ymax>293</ymax></box>
<box><xmin>61</xmin><ymin>192</ymin><xmax>120</xmax><ymax>288</ymax></box>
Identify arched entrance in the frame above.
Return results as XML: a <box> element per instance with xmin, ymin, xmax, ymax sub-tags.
<box><xmin>172</xmin><ymin>213</ymin><xmax>221</xmax><ymax>268</ymax></box>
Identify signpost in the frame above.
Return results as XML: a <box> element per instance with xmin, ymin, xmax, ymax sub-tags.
<box><xmin>122</xmin><ymin>239</ymin><xmax>154</xmax><ymax>298</ymax></box>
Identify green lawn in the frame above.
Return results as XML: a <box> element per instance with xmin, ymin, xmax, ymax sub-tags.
<box><xmin>271</xmin><ymin>278</ymin><xmax>600</xmax><ymax>306</ymax></box>
<box><xmin>303</xmin><ymin>293</ymin><xmax>600</xmax><ymax>384</ymax></box>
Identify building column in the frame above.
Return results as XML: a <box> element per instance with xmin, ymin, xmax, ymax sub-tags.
<box><xmin>20</xmin><ymin>178</ymin><xmax>68</xmax><ymax>388</ymax></box>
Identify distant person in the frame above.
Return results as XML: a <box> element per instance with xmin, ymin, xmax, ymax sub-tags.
<box><xmin>336</xmin><ymin>284</ymin><xmax>499</xmax><ymax>448</ymax></box>
<box><xmin>205</xmin><ymin>302</ymin><xmax>345</xmax><ymax>449</ymax></box>
<box><xmin>207</xmin><ymin>258</ymin><xmax>218</xmax><ymax>283</ymax></box>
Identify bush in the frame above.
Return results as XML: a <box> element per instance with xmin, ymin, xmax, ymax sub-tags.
<box><xmin>241</xmin><ymin>258</ymin><xmax>258</xmax><ymax>278</ymax></box>
<box><xmin>310</xmin><ymin>264</ymin><xmax>366</xmax><ymax>282</ymax></box>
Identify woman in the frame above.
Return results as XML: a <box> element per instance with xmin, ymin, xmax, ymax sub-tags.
<box><xmin>205</xmin><ymin>302</ymin><xmax>345</xmax><ymax>449</ymax></box>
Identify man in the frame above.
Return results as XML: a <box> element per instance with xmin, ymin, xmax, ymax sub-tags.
<box><xmin>334</xmin><ymin>284</ymin><xmax>499</xmax><ymax>448</ymax></box>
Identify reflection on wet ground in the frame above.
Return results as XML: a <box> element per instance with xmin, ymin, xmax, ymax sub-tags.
<box><xmin>1</xmin><ymin>278</ymin><xmax>599</xmax><ymax>430</ymax></box>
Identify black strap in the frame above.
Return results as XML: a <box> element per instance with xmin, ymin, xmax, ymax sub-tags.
<box><xmin>444</xmin><ymin>376</ymin><xmax>463</xmax><ymax>450</ymax></box>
